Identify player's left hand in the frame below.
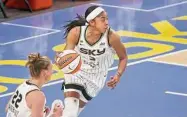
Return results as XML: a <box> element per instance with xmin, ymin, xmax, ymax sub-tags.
<box><xmin>106</xmin><ymin>75</ymin><xmax>120</xmax><ymax>89</ymax></box>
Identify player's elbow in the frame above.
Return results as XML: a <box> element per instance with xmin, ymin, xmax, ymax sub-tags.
<box><xmin>119</xmin><ymin>53</ymin><xmax>128</xmax><ymax>61</ymax></box>
<box><xmin>119</xmin><ymin>56</ymin><xmax>127</xmax><ymax>63</ymax></box>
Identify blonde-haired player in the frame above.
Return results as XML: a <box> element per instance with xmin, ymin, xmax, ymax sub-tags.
<box><xmin>6</xmin><ymin>53</ymin><xmax>63</xmax><ymax>117</ymax></box>
<box><xmin>56</xmin><ymin>5</ymin><xmax>128</xmax><ymax>117</ymax></box>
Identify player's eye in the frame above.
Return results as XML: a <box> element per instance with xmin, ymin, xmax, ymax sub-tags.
<box><xmin>101</xmin><ymin>17</ymin><xmax>106</xmax><ymax>22</ymax></box>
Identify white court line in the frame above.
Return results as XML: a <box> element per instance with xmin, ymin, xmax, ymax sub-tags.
<box><xmin>1</xmin><ymin>22</ymin><xmax>60</xmax><ymax>32</ymax></box>
<box><xmin>149</xmin><ymin>59</ymin><xmax>187</xmax><ymax>68</ymax></box>
<box><xmin>165</xmin><ymin>91</ymin><xmax>187</xmax><ymax>97</ymax></box>
<box><xmin>0</xmin><ymin>49</ymin><xmax>187</xmax><ymax>98</ymax></box>
<box><xmin>148</xmin><ymin>1</ymin><xmax>187</xmax><ymax>12</ymax></box>
<box><xmin>1</xmin><ymin>1</ymin><xmax>186</xmax><ymax>45</ymax></box>
<box><xmin>90</xmin><ymin>3</ymin><xmax>149</xmax><ymax>12</ymax></box>
<box><xmin>0</xmin><ymin>30</ymin><xmax>60</xmax><ymax>46</ymax></box>
<box><xmin>109</xmin><ymin>49</ymin><xmax>187</xmax><ymax>71</ymax></box>
<box><xmin>90</xmin><ymin>1</ymin><xmax>187</xmax><ymax>12</ymax></box>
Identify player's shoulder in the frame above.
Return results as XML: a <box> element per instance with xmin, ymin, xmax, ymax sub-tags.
<box><xmin>67</xmin><ymin>26</ymin><xmax>82</xmax><ymax>45</ymax></box>
<box><xmin>34</xmin><ymin>90</ymin><xmax>45</xmax><ymax>99</ymax></box>
<box><xmin>26</xmin><ymin>89</ymin><xmax>45</xmax><ymax>102</ymax></box>
<box><xmin>108</xmin><ymin>28</ymin><xmax>119</xmax><ymax>37</ymax></box>
<box><xmin>108</xmin><ymin>28</ymin><xmax>121</xmax><ymax>44</ymax></box>
<box><xmin>69</xmin><ymin>26</ymin><xmax>81</xmax><ymax>37</ymax></box>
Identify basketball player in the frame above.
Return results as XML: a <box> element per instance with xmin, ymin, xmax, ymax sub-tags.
<box><xmin>6</xmin><ymin>53</ymin><xmax>63</xmax><ymax>117</ymax></box>
<box><xmin>58</xmin><ymin>5</ymin><xmax>127</xmax><ymax>117</ymax></box>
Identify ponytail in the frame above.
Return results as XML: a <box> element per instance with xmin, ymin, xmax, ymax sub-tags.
<box><xmin>25</xmin><ymin>53</ymin><xmax>51</xmax><ymax>78</ymax></box>
<box><xmin>63</xmin><ymin>14</ymin><xmax>87</xmax><ymax>39</ymax></box>
<box><xmin>63</xmin><ymin>5</ymin><xmax>105</xmax><ymax>39</ymax></box>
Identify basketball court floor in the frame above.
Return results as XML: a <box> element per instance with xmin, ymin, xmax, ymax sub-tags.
<box><xmin>1</xmin><ymin>0</ymin><xmax>187</xmax><ymax>116</ymax></box>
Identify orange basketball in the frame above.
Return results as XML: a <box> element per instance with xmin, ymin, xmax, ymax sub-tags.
<box><xmin>55</xmin><ymin>50</ymin><xmax>81</xmax><ymax>74</ymax></box>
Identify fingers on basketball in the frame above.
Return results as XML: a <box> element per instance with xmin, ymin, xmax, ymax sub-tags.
<box><xmin>55</xmin><ymin>50</ymin><xmax>81</xmax><ymax>74</ymax></box>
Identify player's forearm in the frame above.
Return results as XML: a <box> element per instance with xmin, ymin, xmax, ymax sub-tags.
<box><xmin>64</xmin><ymin>43</ymin><xmax>75</xmax><ymax>50</ymax></box>
<box><xmin>116</xmin><ymin>57</ymin><xmax>127</xmax><ymax>77</ymax></box>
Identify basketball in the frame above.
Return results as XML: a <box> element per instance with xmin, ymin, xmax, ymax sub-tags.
<box><xmin>55</xmin><ymin>50</ymin><xmax>81</xmax><ymax>74</ymax></box>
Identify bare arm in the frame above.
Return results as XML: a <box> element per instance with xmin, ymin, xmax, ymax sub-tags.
<box><xmin>26</xmin><ymin>90</ymin><xmax>46</xmax><ymax>117</ymax></box>
<box><xmin>64</xmin><ymin>27</ymin><xmax>80</xmax><ymax>50</ymax></box>
<box><xmin>109</xmin><ymin>30</ymin><xmax>127</xmax><ymax>76</ymax></box>
<box><xmin>107</xmin><ymin>30</ymin><xmax>128</xmax><ymax>88</ymax></box>
<box><xmin>55</xmin><ymin>27</ymin><xmax>80</xmax><ymax>63</ymax></box>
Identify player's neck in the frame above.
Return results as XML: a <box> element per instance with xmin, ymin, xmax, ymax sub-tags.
<box><xmin>30</xmin><ymin>78</ymin><xmax>44</xmax><ymax>89</ymax></box>
<box><xmin>88</xmin><ymin>26</ymin><xmax>101</xmax><ymax>36</ymax></box>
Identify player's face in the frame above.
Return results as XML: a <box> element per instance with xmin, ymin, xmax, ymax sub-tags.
<box><xmin>94</xmin><ymin>11</ymin><xmax>109</xmax><ymax>33</ymax></box>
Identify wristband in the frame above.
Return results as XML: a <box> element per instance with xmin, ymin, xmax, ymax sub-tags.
<box><xmin>116</xmin><ymin>72</ymin><xmax>122</xmax><ymax>77</ymax></box>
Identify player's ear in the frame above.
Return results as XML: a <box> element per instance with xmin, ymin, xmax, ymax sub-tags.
<box><xmin>40</xmin><ymin>69</ymin><xmax>47</xmax><ymax>78</ymax></box>
<box><xmin>89</xmin><ymin>19</ymin><xmax>95</xmax><ymax>26</ymax></box>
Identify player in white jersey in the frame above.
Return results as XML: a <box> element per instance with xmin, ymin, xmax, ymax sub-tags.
<box><xmin>6</xmin><ymin>53</ymin><xmax>63</xmax><ymax>117</ymax></box>
<box><xmin>56</xmin><ymin>5</ymin><xmax>128</xmax><ymax>117</ymax></box>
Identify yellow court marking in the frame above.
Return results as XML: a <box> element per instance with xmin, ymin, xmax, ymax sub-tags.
<box><xmin>150</xmin><ymin>50</ymin><xmax>187</xmax><ymax>67</ymax></box>
<box><xmin>117</xmin><ymin>30</ymin><xmax>187</xmax><ymax>44</ymax></box>
<box><xmin>0</xmin><ymin>60</ymin><xmax>64</xmax><ymax>84</ymax></box>
<box><xmin>52</xmin><ymin>43</ymin><xmax>66</xmax><ymax>51</ymax></box>
<box><xmin>1</xmin><ymin>15</ymin><xmax>187</xmax><ymax>94</ymax></box>
<box><xmin>172</xmin><ymin>16</ymin><xmax>187</xmax><ymax>20</ymax></box>
<box><xmin>0</xmin><ymin>85</ymin><xmax>8</xmax><ymax>93</ymax></box>
<box><xmin>117</xmin><ymin>18</ymin><xmax>187</xmax><ymax>44</ymax></box>
<box><xmin>151</xmin><ymin>20</ymin><xmax>180</xmax><ymax>36</ymax></box>
<box><xmin>115</xmin><ymin>42</ymin><xmax>174</xmax><ymax>60</ymax></box>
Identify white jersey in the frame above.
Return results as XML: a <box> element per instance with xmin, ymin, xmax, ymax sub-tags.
<box><xmin>75</xmin><ymin>25</ymin><xmax>115</xmax><ymax>73</ymax></box>
<box><xmin>64</xmin><ymin>26</ymin><xmax>116</xmax><ymax>98</ymax></box>
<box><xmin>6</xmin><ymin>81</ymin><xmax>46</xmax><ymax>117</ymax></box>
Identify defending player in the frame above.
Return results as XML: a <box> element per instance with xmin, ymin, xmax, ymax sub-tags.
<box><xmin>6</xmin><ymin>53</ymin><xmax>63</xmax><ymax>117</ymax></box>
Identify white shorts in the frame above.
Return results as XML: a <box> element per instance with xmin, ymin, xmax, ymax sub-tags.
<box><xmin>63</xmin><ymin>70</ymin><xmax>108</xmax><ymax>101</ymax></box>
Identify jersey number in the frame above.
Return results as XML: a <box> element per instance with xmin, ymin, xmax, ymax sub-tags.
<box><xmin>89</xmin><ymin>56</ymin><xmax>95</xmax><ymax>61</ymax></box>
<box><xmin>12</xmin><ymin>90</ymin><xmax>23</xmax><ymax>108</ymax></box>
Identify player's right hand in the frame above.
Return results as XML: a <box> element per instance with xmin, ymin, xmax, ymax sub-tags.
<box><xmin>54</xmin><ymin>51</ymin><xmax>63</xmax><ymax>66</ymax></box>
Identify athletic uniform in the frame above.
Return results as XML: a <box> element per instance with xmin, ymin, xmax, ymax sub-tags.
<box><xmin>63</xmin><ymin>25</ymin><xmax>116</xmax><ymax>102</ymax></box>
<box><xmin>6</xmin><ymin>81</ymin><xmax>46</xmax><ymax>117</ymax></box>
